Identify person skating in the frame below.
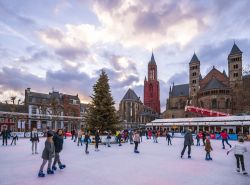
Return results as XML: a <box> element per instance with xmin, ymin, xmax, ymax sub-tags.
<box><xmin>84</xmin><ymin>131</ymin><xmax>90</xmax><ymax>154</ymax></box>
<box><xmin>202</xmin><ymin>131</ymin><xmax>206</xmax><ymax>146</ymax></box>
<box><xmin>218</xmin><ymin>130</ymin><xmax>232</xmax><ymax>149</ymax></box>
<box><xmin>106</xmin><ymin>132</ymin><xmax>111</xmax><ymax>147</ymax></box>
<box><xmin>71</xmin><ymin>129</ymin><xmax>75</xmax><ymax>140</ymax></box>
<box><xmin>38</xmin><ymin>131</ymin><xmax>55</xmax><ymax>177</ymax></box>
<box><xmin>227</xmin><ymin>138</ymin><xmax>248</xmax><ymax>175</ymax></box>
<box><xmin>1</xmin><ymin>127</ymin><xmax>9</xmax><ymax>146</ymax></box>
<box><xmin>139</xmin><ymin>130</ymin><xmax>143</xmax><ymax>142</ymax></box>
<box><xmin>77</xmin><ymin>129</ymin><xmax>83</xmax><ymax>146</ymax></box>
<box><xmin>166</xmin><ymin>131</ymin><xmax>172</xmax><ymax>145</ymax></box>
<box><xmin>181</xmin><ymin>129</ymin><xmax>193</xmax><ymax>158</ymax></box>
<box><xmin>133</xmin><ymin>131</ymin><xmax>140</xmax><ymax>153</ymax></box>
<box><xmin>145</xmin><ymin>129</ymin><xmax>148</xmax><ymax>139</ymax></box>
<box><xmin>30</xmin><ymin>128</ymin><xmax>39</xmax><ymax>154</ymax></box>
<box><xmin>95</xmin><ymin>130</ymin><xmax>101</xmax><ymax>151</ymax></box>
<box><xmin>11</xmin><ymin>132</ymin><xmax>18</xmax><ymax>145</ymax></box>
<box><xmin>205</xmin><ymin>136</ymin><xmax>213</xmax><ymax>160</ymax></box>
<box><xmin>196</xmin><ymin>132</ymin><xmax>201</xmax><ymax>146</ymax></box>
<box><xmin>117</xmin><ymin>131</ymin><xmax>122</xmax><ymax>146</ymax></box>
<box><xmin>52</xmin><ymin>129</ymin><xmax>66</xmax><ymax>171</ymax></box>
<box><xmin>129</xmin><ymin>130</ymin><xmax>134</xmax><ymax>144</ymax></box>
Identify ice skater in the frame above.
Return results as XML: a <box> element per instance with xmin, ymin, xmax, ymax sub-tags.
<box><xmin>166</xmin><ymin>131</ymin><xmax>172</xmax><ymax>145</ymax></box>
<box><xmin>181</xmin><ymin>129</ymin><xmax>193</xmax><ymax>159</ymax></box>
<box><xmin>133</xmin><ymin>131</ymin><xmax>140</xmax><ymax>153</ymax></box>
<box><xmin>71</xmin><ymin>129</ymin><xmax>75</xmax><ymax>141</ymax></box>
<box><xmin>95</xmin><ymin>130</ymin><xmax>100</xmax><ymax>151</ymax></box>
<box><xmin>52</xmin><ymin>129</ymin><xmax>66</xmax><ymax>171</ymax></box>
<box><xmin>129</xmin><ymin>130</ymin><xmax>134</xmax><ymax>144</ymax></box>
<box><xmin>227</xmin><ymin>138</ymin><xmax>248</xmax><ymax>175</ymax></box>
<box><xmin>196</xmin><ymin>132</ymin><xmax>201</xmax><ymax>146</ymax></box>
<box><xmin>148</xmin><ymin>129</ymin><xmax>152</xmax><ymax>139</ymax></box>
<box><xmin>1</xmin><ymin>127</ymin><xmax>9</xmax><ymax>146</ymax></box>
<box><xmin>77</xmin><ymin>129</ymin><xmax>83</xmax><ymax>146</ymax></box>
<box><xmin>218</xmin><ymin>130</ymin><xmax>232</xmax><ymax>149</ymax></box>
<box><xmin>117</xmin><ymin>131</ymin><xmax>122</xmax><ymax>146</ymax></box>
<box><xmin>106</xmin><ymin>132</ymin><xmax>111</xmax><ymax>147</ymax></box>
<box><xmin>11</xmin><ymin>132</ymin><xmax>18</xmax><ymax>145</ymax></box>
<box><xmin>30</xmin><ymin>127</ymin><xmax>39</xmax><ymax>154</ymax></box>
<box><xmin>205</xmin><ymin>136</ymin><xmax>213</xmax><ymax>160</ymax></box>
<box><xmin>38</xmin><ymin>131</ymin><xmax>55</xmax><ymax>177</ymax></box>
<box><xmin>84</xmin><ymin>131</ymin><xmax>90</xmax><ymax>154</ymax></box>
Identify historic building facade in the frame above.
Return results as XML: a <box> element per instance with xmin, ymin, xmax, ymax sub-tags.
<box><xmin>165</xmin><ymin>43</ymin><xmax>250</xmax><ymax>118</ymax></box>
<box><xmin>119</xmin><ymin>88</ymin><xmax>158</xmax><ymax>128</ymax></box>
<box><xmin>144</xmin><ymin>53</ymin><xmax>161</xmax><ymax>114</ymax></box>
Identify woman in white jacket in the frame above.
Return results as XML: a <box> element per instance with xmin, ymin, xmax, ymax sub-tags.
<box><xmin>227</xmin><ymin>138</ymin><xmax>248</xmax><ymax>175</ymax></box>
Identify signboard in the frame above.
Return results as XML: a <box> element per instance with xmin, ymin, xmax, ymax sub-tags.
<box><xmin>9</xmin><ymin>132</ymin><xmax>45</xmax><ymax>138</ymax></box>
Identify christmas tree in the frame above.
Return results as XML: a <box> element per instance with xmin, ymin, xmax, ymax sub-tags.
<box><xmin>85</xmin><ymin>70</ymin><xmax>121</xmax><ymax>132</ymax></box>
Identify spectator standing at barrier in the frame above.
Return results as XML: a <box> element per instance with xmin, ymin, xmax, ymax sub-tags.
<box><xmin>30</xmin><ymin>127</ymin><xmax>39</xmax><ymax>154</ymax></box>
<box><xmin>1</xmin><ymin>127</ymin><xmax>9</xmax><ymax>146</ymax></box>
<box><xmin>11</xmin><ymin>132</ymin><xmax>18</xmax><ymax>145</ymax></box>
<box><xmin>227</xmin><ymin>138</ymin><xmax>248</xmax><ymax>175</ymax></box>
<box><xmin>181</xmin><ymin>129</ymin><xmax>193</xmax><ymax>159</ymax></box>
<box><xmin>218</xmin><ymin>130</ymin><xmax>232</xmax><ymax>149</ymax></box>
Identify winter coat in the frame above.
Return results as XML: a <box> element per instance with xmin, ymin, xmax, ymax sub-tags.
<box><xmin>95</xmin><ymin>132</ymin><xmax>100</xmax><ymax>142</ymax></box>
<box><xmin>219</xmin><ymin>132</ymin><xmax>229</xmax><ymax>139</ymax></box>
<box><xmin>78</xmin><ymin>130</ymin><xmax>83</xmax><ymax>138</ymax></box>
<box><xmin>205</xmin><ymin>139</ymin><xmax>213</xmax><ymax>152</ymax></box>
<box><xmin>12</xmin><ymin>133</ymin><xmax>18</xmax><ymax>140</ymax></box>
<box><xmin>184</xmin><ymin>132</ymin><xmax>193</xmax><ymax>146</ymax></box>
<box><xmin>166</xmin><ymin>133</ymin><xmax>171</xmax><ymax>139</ymax></box>
<box><xmin>107</xmin><ymin>134</ymin><xmax>111</xmax><ymax>139</ymax></box>
<box><xmin>1</xmin><ymin>130</ymin><xmax>9</xmax><ymax>138</ymax></box>
<box><xmin>134</xmin><ymin>133</ymin><xmax>140</xmax><ymax>143</ymax></box>
<box><xmin>228</xmin><ymin>143</ymin><xmax>248</xmax><ymax>155</ymax></box>
<box><xmin>84</xmin><ymin>134</ymin><xmax>90</xmax><ymax>143</ymax></box>
<box><xmin>42</xmin><ymin>140</ymin><xmax>55</xmax><ymax>160</ymax></box>
<box><xmin>53</xmin><ymin>134</ymin><xmax>64</xmax><ymax>153</ymax></box>
<box><xmin>30</xmin><ymin>131</ymin><xmax>39</xmax><ymax>142</ymax></box>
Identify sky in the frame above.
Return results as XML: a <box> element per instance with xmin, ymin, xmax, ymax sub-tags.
<box><xmin>0</xmin><ymin>0</ymin><xmax>250</xmax><ymax>111</ymax></box>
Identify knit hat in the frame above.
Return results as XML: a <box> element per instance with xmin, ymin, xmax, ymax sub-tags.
<box><xmin>47</xmin><ymin>131</ymin><xmax>54</xmax><ymax>137</ymax></box>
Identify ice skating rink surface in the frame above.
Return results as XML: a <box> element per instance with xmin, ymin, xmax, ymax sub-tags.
<box><xmin>0</xmin><ymin>137</ymin><xmax>249</xmax><ymax>185</ymax></box>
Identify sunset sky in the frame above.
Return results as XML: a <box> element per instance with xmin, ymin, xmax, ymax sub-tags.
<box><xmin>0</xmin><ymin>0</ymin><xmax>250</xmax><ymax>111</ymax></box>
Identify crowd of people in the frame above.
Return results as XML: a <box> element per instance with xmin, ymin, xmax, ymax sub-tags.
<box><xmin>0</xmin><ymin>126</ymin><xmax>248</xmax><ymax>177</ymax></box>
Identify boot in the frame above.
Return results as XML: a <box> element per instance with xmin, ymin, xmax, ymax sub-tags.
<box><xmin>59</xmin><ymin>164</ymin><xmax>66</xmax><ymax>169</ymax></box>
<box><xmin>38</xmin><ymin>171</ymin><xmax>45</xmax><ymax>177</ymax></box>
<box><xmin>47</xmin><ymin>168</ymin><xmax>54</xmax><ymax>174</ymax></box>
<box><xmin>52</xmin><ymin>166</ymin><xmax>57</xmax><ymax>171</ymax></box>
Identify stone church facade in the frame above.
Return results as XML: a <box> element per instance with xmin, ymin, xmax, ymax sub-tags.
<box><xmin>165</xmin><ymin>43</ymin><xmax>250</xmax><ymax>118</ymax></box>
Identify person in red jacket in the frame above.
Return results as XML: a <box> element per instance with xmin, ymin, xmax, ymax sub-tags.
<box><xmin>218</xmin><ymin>130</ymin><xmax>232</xmax><ymax>149</ymax></box>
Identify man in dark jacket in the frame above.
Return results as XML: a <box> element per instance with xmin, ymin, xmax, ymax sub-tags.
<box><xmin>52</xmin><ymin>129</ymin><xmax>66</xmax><ymax>170</ymax></box>
<box><xmin>95</xmin><ymin>130</ymin><xmax>100</xmax><ymax>151</ymax></box>
<box><xmin>1</xmin><ymin>127</ymin><xmax>9</xmax><ymax>146</ymax></box>
<box><xmin>181</xmin><ymin>129</ymin><xmax>194</xmax><ymax>158</ymax></box>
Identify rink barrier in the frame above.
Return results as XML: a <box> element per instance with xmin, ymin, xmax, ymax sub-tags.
<box><xmin>7</xmin><ymin>132</ymin><xmax>45</xmax><ymax>138</ymax></box>
<box><xmin>172</xmin><ymin>133</ymin><xmax>238</xmax><ymax>140</ymax></box>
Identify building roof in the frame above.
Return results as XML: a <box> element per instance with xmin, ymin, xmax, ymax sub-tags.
<box><xmin>189</xmin><ymin>53</ymin><xmax>200</xmax><ymax>64</ymax></box>
<box><xmin>229</xmin><ymin>43</ymin><xmax>242</xmax><ymax>55</ymax></box>
<box><xmin>149</xmin><ymin>52</ymin><xmax>156</xmax><ymax>65</ymax></box>
<box><xmin>203</xmin><ymin>78</ymin><xmax>227</xmax><ymax>91</ymax></box>
<box><xmin>29</xmin><ymin>92</ymin><xmax>50</xmax><ymax>99</ymax></box>
<box><xmin>122</xmin><ymin>89</ymin><xmax>141</xmax><ymax>102</ymax></box>
<box><xmin>0</xmin><ymin>103</ymin><xmax>28</xmax><ymax>113</ymax></box>
<box><xmin>171</xmin><ymin>84</ymin><xmax>189</xmax><ymax>97</ymax></box>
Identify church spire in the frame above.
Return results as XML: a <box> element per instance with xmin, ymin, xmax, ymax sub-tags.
<box><xmin>149</xmin><ymin>52</ymin><xmax>156</xmax><ymax>65</ymax></box>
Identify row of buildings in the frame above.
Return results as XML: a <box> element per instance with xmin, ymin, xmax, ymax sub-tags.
<box><xmin>0</xmin><ymin>88</ymin><xmax>89</xmax><ymax>132</ymax></box>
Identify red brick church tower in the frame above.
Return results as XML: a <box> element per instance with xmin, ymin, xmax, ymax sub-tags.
<box><xmin>144</xmin><ymin>53</ymin><xmax>161</xmax><ymax>113</ymax></box>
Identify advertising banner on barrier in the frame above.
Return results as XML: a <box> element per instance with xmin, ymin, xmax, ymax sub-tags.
<box><xmin>10</xmin><ymin>132</ymin><xmax>45</xmax><ymax>138</ymax></box>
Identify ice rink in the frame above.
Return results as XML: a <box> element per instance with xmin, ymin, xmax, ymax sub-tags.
<box><xmin>0</xmin><ymin>137</ymin><xmax>249</xmax><ymax>185</ymax></box>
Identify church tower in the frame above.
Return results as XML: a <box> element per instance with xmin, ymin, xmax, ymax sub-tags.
<box><xmin>144</xmin><ymin>53</ymin><xmax>160</xmax><ymax>113</ymax></box>
<box><xmin>189</xmin><ymin>53</ymin><xmax>200</xmax><ymax>105</ymax></box>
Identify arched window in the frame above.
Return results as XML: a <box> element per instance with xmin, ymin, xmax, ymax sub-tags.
<box><xmin>212</xmin><ymin>99</ymin><xmax>217</xmax><ymax>109</ymax></box>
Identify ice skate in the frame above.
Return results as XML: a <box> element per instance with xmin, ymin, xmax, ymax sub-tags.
<box><xmin>38</xmin><ymin>171</ymin><xmax>45</xmax><ymax>177</ymax></box>
<box><xmin>59</xmin><ymin>164</ymin><xmax>66</xmax><ymax>169</ymax></box>
<box><xmin>47</xmin><ymin>168</ymin><xmax>54</xmax><ymax>174</ymax></box>
<box><xmin>236</xmin><ymin>168</ymin><xmax>240</xmax><ymax>172</ymax></box>
<box><xmin>243</xmin><ymin>171</ymin><xmax>248</xmax><ymax>175</ymax></box>
<box><xmin>52</xmin><ymin>166</ymin><xmax>57</xmax><ymax>171</ymax></box>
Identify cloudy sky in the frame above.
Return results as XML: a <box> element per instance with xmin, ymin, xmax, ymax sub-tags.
<box><xmin>0</xmin><ymin>0</ymin><xmax>250</xmax><ymax>111</ymax></box>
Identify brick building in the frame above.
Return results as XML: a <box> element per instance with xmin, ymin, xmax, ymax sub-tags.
<box><xmin>165</xmin><ymin>43</ymin><xmax>250</xmax><ymax>118</ymax></box>
<box><xmin>144</xmin><ymin>53</ymin><xmax>161</xmax><ymax>114</ymax></box>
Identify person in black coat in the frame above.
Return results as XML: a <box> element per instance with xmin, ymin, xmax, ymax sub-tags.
<box><xmin>95</xmin><ymin>130</ymin><xmax>100</xmax><ymax>151</ymax></box>
<box><xmin>84</xmin><ymin>131</ymin><xmax>90</xmax><ymax>154</ymax></box>
<box><xmin>1</xmin><ymin>127</ymin><xmax>9</xmax><ymax>146</ymax></box>
<box><xmin>52</xmin><ymin>129</ymin><xmax>66</xmax><ymax>170</ymax></box>
<box><xmin>202</xmin><ymin>131</ymin><xmax>206</xmax><ymax>146</ymax></box>
<box><xmin>166</xmin><ymin>131</ymin><xmax>172</xmax><ymax>145</ymax></box>
<box><xmin>30</xmin><ymin>128</ymin><xmax>39</xmax><ymax>154</ymax></box>
<box><xmin>181</xmin><ymin>129</ymin><xmax>194</xmax><ymax>158</ymax></box>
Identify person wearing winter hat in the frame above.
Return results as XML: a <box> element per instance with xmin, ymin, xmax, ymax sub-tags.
<box><xmin>227</xmin><ymin>138</ymin><xmax>248</xmax><ymax>175</ymax></box>
<box><xmin>205</xmin><ymin>135</ymin><xmax>213</xmax><ymax>160</ymax></box>
<box><xmin>38</xmin><ymin>131</ymin><xmax>55</xmax><ymax>177</ymax></box>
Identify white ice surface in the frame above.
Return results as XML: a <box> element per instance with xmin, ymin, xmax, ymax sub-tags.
<box><xmin>0</xmin><ymin>137</ymin><xmax>249</xmax><ymax>185</ymax></box>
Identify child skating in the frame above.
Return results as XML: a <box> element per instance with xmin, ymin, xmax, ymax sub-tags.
<box><xmin>205</xmin><ymin>136</ymin><xmax>213</xmax><ymax>160</ymax></box>
<box><xmin>11</xmin><ymin>133</ymin><xmax>18</xmax><ymax>145</ymax></box>
<box><xmin>227</xmin><ymin>138</ymin><xmax>248</xmax><ymax>175</ymax></box>
<box><xmin>133</xmin><ymin>131</ymin><xmax>140</xmax><ymax>153</ymax></box>
<box><xmin>38</xmin><ymin>131</ymin><xmax>55</xmax><ymax>177</ymax></box>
